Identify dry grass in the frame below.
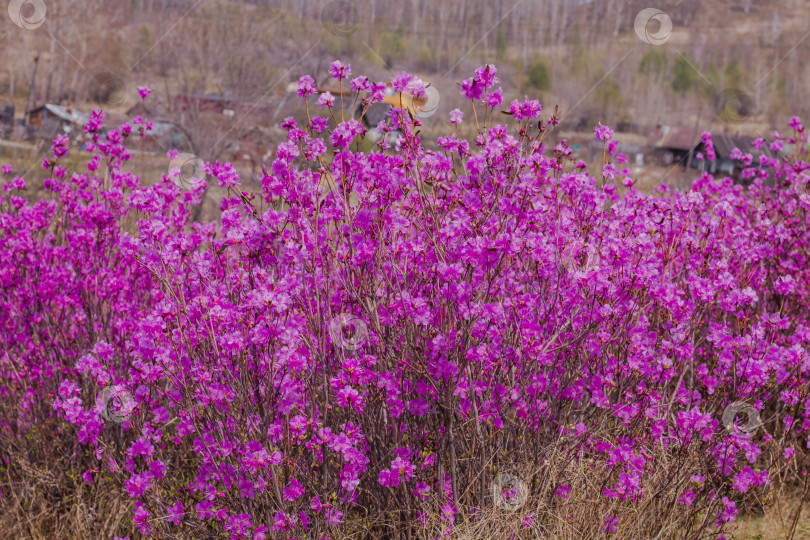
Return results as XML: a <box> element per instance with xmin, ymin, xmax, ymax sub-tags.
<box><xmin>0</xmin><ymin>406</ymin><xmax>134</xmax><ymax>538</ymax></box>
<box><xmin>0</xmin><ymin>456</ymin><xmax>132</xmax><ymax>538</ymax></box>
<box><xmin>415</xmin><ymin>494</ymin><xmax>810</xmax><ymax>540</ymax></box>
<box><xmin>1</xmin><ymin>446</ymin><xmax>807</xmax><ymax>540</ymax></box>
<box><xmin>733</xmin><ymin>495</ymin><xmax>810</xmax><ymax>540</ymax></box>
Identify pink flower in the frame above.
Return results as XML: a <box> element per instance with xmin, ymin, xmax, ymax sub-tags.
<box><xmin>225</xmin><ymin>512</ymin><xmax>253</xmax><ymax>536</ymax></box>
<box><xmin>405</xmin><ymin>78</ymin><xmax>427</xmax><ymax>99</ymax></box>
<box><xmin>679</xmin><ymin>489</ymin><xmax>696</xmax><ymax>506</ymax></box>
<box><xmin>718</xmin><ymin>497</ymin><xmax>738</xmax><ymax>524</ymax></box>
<box><xmin>298</xmin><ymin>75</ymin><xmax>317</xmax><ymax>97</ymax></box>
<box><xmin>310</xmin><ymin>116</ymin><xmax>329</xmax><ymax>133</ymax></box>
<box><xmin>460</xmin><ymin>77</ymin><xmax>484</xmax><ymax>101</ymax></box>
<box><xmin>474</xmin><ymin>64</ymin><xmax>499</xmax><ymax>88</ymax></box>
<box><xmin>391</xmin><ymin>456</ymin><xmax>415</xmax><ymax>482</ymax></box>
<box><xmin>701</xmin><ymin>132</ymin><xmax>716</xmax><ymax>160</ymax></box>
<box><xmin>422</xmin><ymin>454</ymin><xmax>435</xmax><ymax>470</ymax></box>
<box><xmin>775</xmin><ymin>275</ymin><xmax>796</xmax><ymax>295</ymax></box>
<box><xmin>413</xmin><ymin>481</ymin><xmax>430</xmax><ymax>499</ymax></box>
<box><xmin>603</xmin><ymin>164</ymin><xmax>618</xmax><ymax>181</ymax></box>
<box><xmin>347</xmin><ymin>76</ymin><xmax>369</xmax><ymax>92</ymax></box>
<box><xmin>318</xmin><ymin>92</ymin><xmax>335</xmax><ymax>109</ymax></box>
<box><xmin>52</xmin><ymin>134</ymin><xmax>69</xmax><ymax>159</ymax></box>
<box><xmin>440</xmin><ymin>503</ymin><xmax>457</xmax><ymax>523</ymax></box>
<box><xmin>391</xmin><ymin>72</ymin><xmax>412</xmax><ymax>93</ymax></box>
<box><xmin>196</xmin><ymin>501</ymin><xmax>215</xmax><ymax>520</ymax></box>
<box><xmin>370</xmin><ymin>82</ymin><xmax>387</xmax><ymax>102</ymax></box>
<box><xmin>329</xmin><ymin>60</ymin><xmax>351</xmax><ymax>80</ymax></box>
<box><xmin>732</xmin><ymin>467</ymin><xmax>759</xmax><ymax>493</ymax></box>
<box><xmin>484</xmin><ymin>88</ymin><xmax>503</xmax><ymax>108</ymax></box>
<box><xmin>272</xmin><ymin>511</ymin><xmax>289</xmax><ymax>531</ymax></box>
<box><xmin>137</xmin><ymin>86</ymin><xmax>151</xmax><ymax>99</ymax></box>
<box><xmin>325</xmin><ymin>508</ymin><xmax>343</xmax><ymax>527</ymax></box>
<box><xmin>167</xmin><ymin>501</ymin><xmax>184</xmax><ymax>526</ymax></box>
<box><xmin>134</xmin><ymin>502</ymin><xmax>150</xmax><ymax>535</ymax></box>
<box><xmin>283</xmin><ymin>478</ymin><xmax>305</xmax><ymax>501</ymax></box>
<box><xmin>509</xmin><ymin>97</ymin><xmax>542</xmax><ymax>120</ymax></box>
<box><xmin>124</xmin><ymin>472</ymin><xmax>153</xmax><ymax>498</ymax></box>
<box><xmin>337</xmin><ymin>385</ymin><xmax>364</xmax><ymax>412</ymax></box>
<box><xmin>594</xmin><ymin>122</ymin><xmax>614</xmax><ymax>142</ymax></box>
<box><xmin>602</xmin><ymin>515</ymin><xmax>619</xmax><ymax>533</ymax></box>
<box><xmin>379</xmin><ymin>468</ymin><xmax>399</xmax><ymax>487</ymax></box>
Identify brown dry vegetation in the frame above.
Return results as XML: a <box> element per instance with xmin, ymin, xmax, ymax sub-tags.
<box><xmin>3</xmin><ymin>1</ymin><xmax>810</xmax><ymax>538</ymax></box>
<box><xmin>2</xmin><ymin>436</ymin><xmax>807</xmax><ymax>539</ymax></box>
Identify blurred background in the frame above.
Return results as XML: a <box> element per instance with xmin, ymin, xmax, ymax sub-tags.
<box><xmin>1</xmin><ymin>0</ymin><xmax>808</xmax><ymax>200</ymax></box>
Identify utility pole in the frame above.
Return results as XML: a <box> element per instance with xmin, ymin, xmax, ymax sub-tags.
<box><xmin>24</xmin><ymin>53</ymin><xmax>40</xmax><ymax>126</ymax></box>
<box><xmin>683</xmin><ymin>101</ymin><xmax>703</xmax><ymax>189</ymax></box>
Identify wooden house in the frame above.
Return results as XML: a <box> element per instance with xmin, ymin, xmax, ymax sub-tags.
<box><xmin>28</xmin><ymin>104</ymin><xmax>89</xmax><ymax>137</ymax></box>
<box><xmin>647</xmin><ymin>125</ymin><xmax>782</xmax><ymax>182</ymax></box>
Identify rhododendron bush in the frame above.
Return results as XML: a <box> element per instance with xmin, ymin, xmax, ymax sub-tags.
<box><xmin>2</xmin><ymin>62</ymin><xmax>810</xmax><ymax>539</ymax></box>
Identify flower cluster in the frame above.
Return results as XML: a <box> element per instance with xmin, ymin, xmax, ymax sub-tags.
<box><xmin>2</xmin><ymin>62</ymin><xmax>810</xmax><ymax>539</ymax></box>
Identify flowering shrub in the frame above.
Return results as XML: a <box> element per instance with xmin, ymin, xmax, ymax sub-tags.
<box><xmin>3</xmin><ymin>62</ymin><xmax>810</xmax><ymax>538</ymax></box>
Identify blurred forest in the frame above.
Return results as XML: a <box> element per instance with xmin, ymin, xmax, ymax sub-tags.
<box><xmin>1</xmin><ymin>0</ymin><xmax>809</xmax><ymax>176</ymax></box>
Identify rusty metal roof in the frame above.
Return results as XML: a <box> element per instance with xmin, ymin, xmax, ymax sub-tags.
<box><xmin>649</xmin><ymin>127</ymin><xmax>699</xmax><ymax>151</ymax></box>
<box><xmin>709</xmin><ymin>133</ymin><xmax>780</xmax><ymax>158</ymax></box>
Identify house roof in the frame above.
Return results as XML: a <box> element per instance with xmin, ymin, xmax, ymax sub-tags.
<box><xmin>650</xmin><ymin>127</ymin><xmax>699</xmax><ymax>151</ymax></box>
<box><xmin>31</xmin><ymin>104</ymin><xmax>89</xmax><ymax>124</ymax></box>
<box><xmin>708</xmin><ymin>133</ymin><xmax>780</xmax><ymax>158</ymax></box>
<box><xmin>650</xmin><ymin>128</ymin><xmax>781</xmax><ymax>159</ymax></box>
